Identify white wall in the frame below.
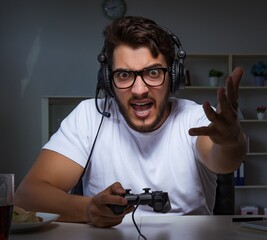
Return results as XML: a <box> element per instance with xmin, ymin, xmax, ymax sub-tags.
<box><xmin>1</xmin><ymin>0</ymin><xmax>267</xmax><ymax>186</ymax></box>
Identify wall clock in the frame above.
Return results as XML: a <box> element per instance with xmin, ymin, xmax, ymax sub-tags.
<box><xmin>102</xmin><ymin>0</ymin><xmax>126</xmax><ymax>20</ymax></box>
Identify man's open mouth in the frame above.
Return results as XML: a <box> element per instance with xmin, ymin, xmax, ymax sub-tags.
<box><xmin>131</xmin><ymin>101</ymin><xmax>153</xmax><ymax>117</ymax></box>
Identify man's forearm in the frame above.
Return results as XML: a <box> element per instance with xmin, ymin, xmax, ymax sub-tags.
<box><xmin>14</xmin><ymin>181</ymin><xmax>91</xmax><ymax>223</ymax></box>
<box><xmin>209</xmin><ymin>132</ymin><xmax>247</xmax><ymax>174</ymax></box>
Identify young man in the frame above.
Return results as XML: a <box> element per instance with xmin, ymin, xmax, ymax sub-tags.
<box><xmin>14</xmin><ymin>16</ymin><xmax>246</xmax><ymax>228</ymax></box>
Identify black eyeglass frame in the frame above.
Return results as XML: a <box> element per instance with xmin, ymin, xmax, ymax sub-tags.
<box><xmin>111</xmin><ymin>67</ymin><xmax>170</xmax><ymax>89</ymax></box>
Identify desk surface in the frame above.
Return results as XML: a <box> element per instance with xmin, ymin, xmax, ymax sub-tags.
<box><xmin>10</xmin><ymin>215</ymin><xmax>267</xmax><ymax>240</ymax></box>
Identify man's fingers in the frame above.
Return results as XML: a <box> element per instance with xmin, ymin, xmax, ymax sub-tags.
<box><xmin>230</xmin><ymin>67</ymin><xmax>243</xmax><ymax>85</ymax></box>
<box><xmin>189</xmin><ymin>126</ymin><xmax>211</xmax><ymax>136</ymax></box>
<box><xmin>202</xmin><ymin>101</ymin><xmax>218</xmax><ymax>122</ymax></box>
<box><xmin>110</xmin><ymin>182</ymin><xmax>125</xmax><ymax>195</ymax></box>
<box><xmin>229</xmin><ymin>66</ymin><xmax>244</xmax><ymax>99</ymax></box>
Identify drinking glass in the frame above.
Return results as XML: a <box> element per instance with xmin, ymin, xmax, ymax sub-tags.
<box><xmin>0</xmin><ymin>174</ymin><xmax>14</xmax><ymax>240</ymax></box>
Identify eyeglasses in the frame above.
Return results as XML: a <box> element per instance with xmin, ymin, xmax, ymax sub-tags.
<box><xmin>112</xmin><ymin>67</ymin><xmax>169</xmax><ymax>89</ymax></box>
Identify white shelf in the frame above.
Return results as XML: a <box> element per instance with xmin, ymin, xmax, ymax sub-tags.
<box><xmin>241</xmin><ymin>120</ymin><xmax>267</xmax><ymax>123</ymax></box>
<box><xmin>183</xmin><ymin>86</ymin><xmax>267</xmax><ymax>90</ymax></box>
<box><xmin>247</xmin><ymin>152</ymin><xmax>267</xmax><ymax>156</ymax></box>
<box><xmin>235</xmin><ymin>185</ymin><xmax>267</xmax><ymax>189</ymax></box>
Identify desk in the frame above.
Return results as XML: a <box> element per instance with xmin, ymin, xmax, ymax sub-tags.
<box><xmin>10</xmin><ymin>215</ymin><xmax>267</xmax><ymax>240</ymax></box>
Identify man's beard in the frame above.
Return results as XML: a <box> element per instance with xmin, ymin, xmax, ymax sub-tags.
<box><xmin>114</xmin><ymin>87</ymin><xmax>171</xmax><ymax>133</ymax></box>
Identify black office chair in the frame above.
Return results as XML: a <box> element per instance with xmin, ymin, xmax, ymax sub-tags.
<box><xmin>213</xmin><ymin>173</ymin><xmax>235</xmax><ymax>215</ymax></box>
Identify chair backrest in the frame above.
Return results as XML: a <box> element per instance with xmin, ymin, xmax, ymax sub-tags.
<box><xmin>213</xmin><ymin>173</ymin><xmax>235</xmax><ymax>215</ymax></box>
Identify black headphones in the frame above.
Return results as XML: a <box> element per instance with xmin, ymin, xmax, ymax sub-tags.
<box><xmin>96</xmin><ymin>27</ymin><xmax>186</xmax><ymax>98</ymax></box>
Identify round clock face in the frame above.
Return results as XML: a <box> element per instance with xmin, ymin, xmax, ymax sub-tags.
<box><xmin>102</xmin><ymin>0</ymin><xmax>126</xmax><ymax>19</ymax></box>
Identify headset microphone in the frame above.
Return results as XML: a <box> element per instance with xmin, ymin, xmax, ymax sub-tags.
<box><xmin>95</xmin><ymin>84</ymin><xmax>111</xmax><ymax>118</ymax></box>
<box><xmin>101</xmin><ymin>110</ymin><xmax>111</xmax><ymax>118</ymax></box>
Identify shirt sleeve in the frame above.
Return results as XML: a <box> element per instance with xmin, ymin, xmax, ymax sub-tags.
<box><xmin>43</xmin><ymin>99</ymin><xmax>96</xmax><ymax>168</ymax></box>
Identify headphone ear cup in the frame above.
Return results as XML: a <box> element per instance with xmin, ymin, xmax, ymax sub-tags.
<box><xmin>97</xmin><ymin>54</ymin><xmax>113</xmax><ymax>97</ymax></box>
<box><xmin>103</xmin><ymin>63</ymin><xmax>113</xmax><ymax>97</ymax></box>
<box><xmin>171</xmin><ymin>59</ymin><xmax>180</xmax><ymax>95</ymax></box>
<box><xmin>170</xmin><ymin>58</ymin><xmax>185</xmax><ymax>95</ymax></box>
<box><xmin>178</xmin><ymin>61</ymin><xmax>185</xmax><ymax>89</ymax></box>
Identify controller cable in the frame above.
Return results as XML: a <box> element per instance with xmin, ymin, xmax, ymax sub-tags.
<box><xmin>132</xmin><ymin>200</ymin><xmax>147</xmax><ymax>240</ymax></box>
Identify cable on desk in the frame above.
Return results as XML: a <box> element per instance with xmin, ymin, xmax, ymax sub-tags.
<box><xmin>132</xmin><ymin>201</ymin><xmax>147</xmax><ymax>240</ymax></box>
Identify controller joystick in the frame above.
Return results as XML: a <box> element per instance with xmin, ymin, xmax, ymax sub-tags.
<box><xmin>108</xmin><ymin>188</ymin><xmax>171</xmax><ymax>215</ymax></box>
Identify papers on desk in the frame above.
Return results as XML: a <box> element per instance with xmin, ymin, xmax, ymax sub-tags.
<box><xmin>241</xmin><ymin>220</ymin><xmax>267</xmax><ymax>231</ymax></box>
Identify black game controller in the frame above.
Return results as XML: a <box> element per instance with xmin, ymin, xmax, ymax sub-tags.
<box><xmin>108</xmin><ymin>188</ymin><xmax>171</xmax><ymax>215</ymax></box>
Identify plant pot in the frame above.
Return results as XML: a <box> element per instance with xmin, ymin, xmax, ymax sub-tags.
<box><xmin>253</xmin><ymin>76</ymin><xmax>265</xmax><ymax>86</ymax></box>
<box><xmin>257</xmin><ymin>112</ymin><xmax>265</xmax><ymax>120</ymax></box>
<box><xmin>209</xmin><ymin>77</ymin><xmax>220</xmax><ymax>87</ymax></box>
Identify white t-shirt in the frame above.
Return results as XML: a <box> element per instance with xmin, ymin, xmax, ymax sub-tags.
<box><xmin>43</xmin><ymin>97</ymin><xmax>217</xmax><ymax>215</ymax></box>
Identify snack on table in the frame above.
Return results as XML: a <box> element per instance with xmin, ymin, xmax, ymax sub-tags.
<box><xmin>12</xmin><ymin>206</ymin><xmax>43</xmax><ymax>224</ymax></box>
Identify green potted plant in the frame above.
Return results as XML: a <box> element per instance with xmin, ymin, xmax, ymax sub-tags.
<box><xmin>250</xmin><ymin>61</ymin><xmax>267</xmax><ymax>86</ymax></box>
<box><xmin>208</xmin><ymin>68</ymin><xmax>224</xmax><ymax>87</ymax></box>
<box><xmin>208</xmin><ymin>68</ymin><xmax>224</xmax><ymax>78</ymax></box>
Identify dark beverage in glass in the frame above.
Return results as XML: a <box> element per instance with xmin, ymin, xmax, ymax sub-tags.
<box><xmin>0</xmin><ymin>205</ymin><xmax>13</xmax><ymax>240</ymax></box>
<box><xmin>0</xmin><ymin>174</ymin><xmax>14</xmax><ymax>240</ymax></box>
